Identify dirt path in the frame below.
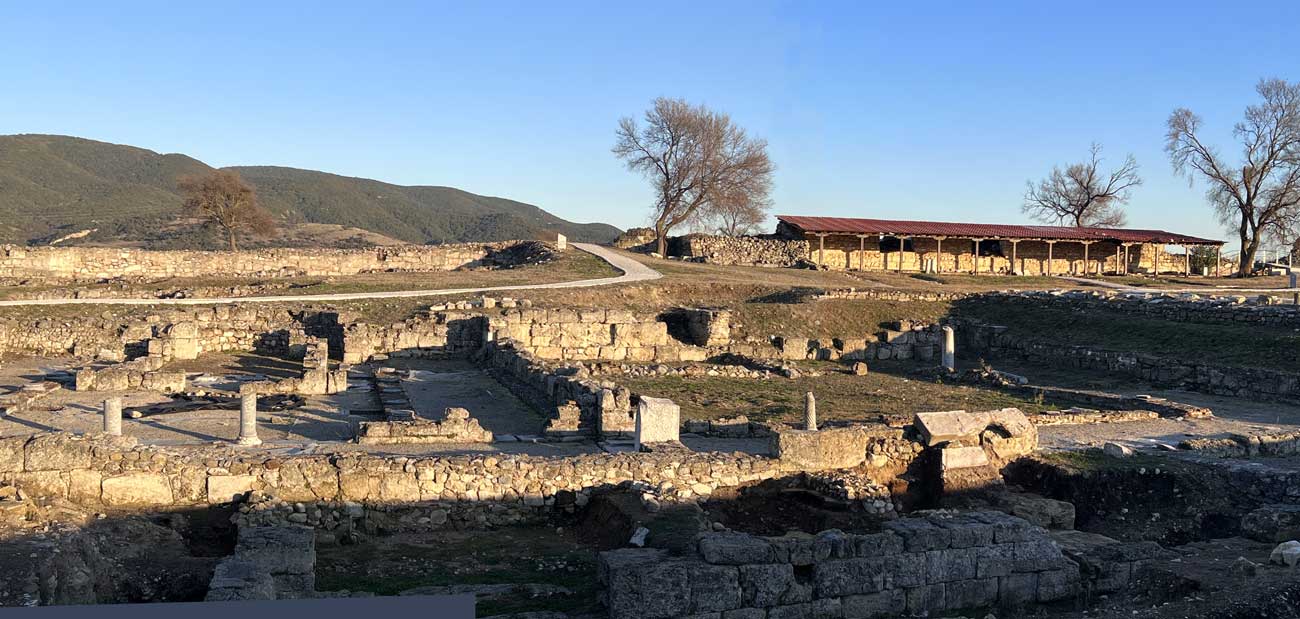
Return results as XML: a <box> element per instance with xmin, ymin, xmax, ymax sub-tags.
<box><xmin>0</xmin><ymin>243</ymin><xmax>661</xmax><ymax>307</ymax></box>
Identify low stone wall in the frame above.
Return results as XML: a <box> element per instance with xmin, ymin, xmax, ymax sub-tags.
<box><xmin>983</xmin><ymin>290</ymin><xmax>1300</xmax><ymax>328</ymax></box>
<box><xmin>672</xmin><ymin>234</ymin><xmax>811</xmax><ymax>266</ymax></box>
<box><xmin>599</xmin><ymin>511</ymin><xmax>1081</xmax><ymax>619</ymax></box>
<box><xmin>958</xmin><ymin>320</ymin><xmax>1300</xmax><ymax>400</ymax></box>
<box><xmin>0</xmin><ymin>432</ymin><xmax>790</xmax><ymax>515</ymax></box>
<box><xmin>479</xmin><ymin>339</ymin><xmax>635</xmax><ymax>435</ymax></box>
<box><xmin>0</xmin><ymin>241</ymin><xmax>550</xmax><ymax>281</ymax></box>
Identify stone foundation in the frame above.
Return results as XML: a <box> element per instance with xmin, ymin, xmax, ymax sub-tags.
<box><xmin>599</xmin><ymin>512</ymin><xmax>1083</xmax><ymax>619</ymax></box>
<box><xmin>0</xmin><ymin>241</ymin><xmax>553</xmax><ymax>281</ymax></box>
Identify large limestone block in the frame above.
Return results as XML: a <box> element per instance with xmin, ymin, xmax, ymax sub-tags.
<box><xmin>940</xmin><ymin>446</ymin><xmax>991</xmax><ymax>471</ymax></box>
<box><xmin>102</xmin><ymin>472</ymin><xmax>173</xmax><ymax>506</ymax></box>
<box><xmin>913</xmin><ymin>411</ymin><xmax>983</xmax><ymax>446</ymax></box>
<box><xmin>208</xmin><ymin>474</ymin><xmax>259</xmax><ymax>504</ymax></box>
<box><xmin>635</xmin><ymin>397</ymin><xmax>680</xmax><ymax>449</ymax></box>
<box><xmin>771</xmin><ymin>427</ymin><xmax>869</xmax><ymax>471</ymax></box>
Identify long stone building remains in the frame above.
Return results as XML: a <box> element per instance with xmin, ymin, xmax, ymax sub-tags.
<box><xmin>638</xmin><ymin>216</ymin><xmax>1225</xmax><ymax>276</ymax></box>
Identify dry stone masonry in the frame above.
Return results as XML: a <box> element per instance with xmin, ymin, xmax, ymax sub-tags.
<box><xmin>599</xmin><ymin>512</ymin><xmax>1083</xmax><ymax>619</ymax></box>
<box><xmin>0</xmin><ymin>241</ymin><xmax>555</xmax><ymax>281</ymax></box>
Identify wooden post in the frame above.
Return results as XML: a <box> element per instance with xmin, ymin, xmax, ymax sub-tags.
<box><xmin>1011</xmin><ymin>240</ymin><xmax>1019</xmax><ymax>275</ymax></box>
<box><xmin>936</xmin><ymin>237</ymin><xmax>944</xmax><ymax>273</ymax></box>
<box><xmin>1215</xmin><ymin>245</ymin><xmax>1222</xmax><ymax>277</ymax></box>
<box><xmin>972</xmin><ymin>239</ymin><xmax>981</xmax><ymax>274</ymax></box>
<box><xmin>1152</xmin><ymin>244</ymin><xmax>1158</xmax><ymax>275</ymax></box>
<box><xmin>1113</xmin><ymin>245</ymin><xmax>1120</xmax><ymax>276</ymax></box>
<box><xmin>899</xmin><ymin>236</ymin><xmax>908</xmax><ymax>273</ymax></box>
<box><xmin>858</xmin><ymin>235</ymin><xmax>866</xmax><ymax>271</ymax></box>
<box><xmin>1082</xmin><ymin>242</ymin><xmax>1091</xmax><ymax>276</ymax></box>
<box><xmin>1122</xmin><ymin>243</ymin><xmax>1130</xmax><ymax>274</ymax></box>
<box><xmin>817</xmin><ymin>234</ymin><xmax>825</xmax><ymax>267</ymax></box>
<box><xmin>1185</xmin><ymin>246</ymin><xmax>1191</xmax><ymax>276</ymax></box>
<box><xmin>1046</xmin><ymin>241</ymin><xmax>1055</xmax><ymax>275</ymax></box>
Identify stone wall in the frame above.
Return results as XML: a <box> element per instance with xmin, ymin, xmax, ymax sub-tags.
<box><xmin>673</xmin><ymin>234</ymin><xmax>811</xmax><ymax>266</ymax></box>
<box><xmin>0</xmin><ymin>432</ymin><xmax>787</xmax><ymax>516</ymax></box>
<box><xmin>0</xmin><ymin>241</ymin><xmax>551</xmax><ymax>281</ymax></box>
<box><xmin>206</xmin><ymin>525</ymin><xmax>316</xmax><ymax>601</ymax></box>
<box><xmin>987</xmin><ymin>289</ymin><xmax>1300</xmax><ymax>328</ymax></box>
<box><xmin>599</xmin><ymin>511</ymin><xmax>1082</xmax><ymax>619</ymax></box>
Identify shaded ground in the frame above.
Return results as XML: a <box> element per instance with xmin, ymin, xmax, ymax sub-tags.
<box><xmin>315</xmin><ymin>527</ymin><xmax>600</xmax><ymax>617</ymax></box>
<box><xmin>389</xmin><ymin>358</ymin><xmax>547</xmax><ymax>436</ymax></box>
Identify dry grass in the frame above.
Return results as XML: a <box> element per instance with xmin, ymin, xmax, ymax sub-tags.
<box><xmin>619</xmin><ymin>361</ymin><xmax>1050</xmax><ymax>424</ymax></box>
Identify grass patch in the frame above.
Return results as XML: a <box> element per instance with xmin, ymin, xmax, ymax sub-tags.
<box><xmin>951</xmin><ymin>297</ymin><xmax>1300</xmax><ymax>374</ymax></box>
<box><xmin>315</xmin><ymin>527</ymin><xmax>600</xmax><ymax>617</ymax></box>
<box><xmin>619</xmin><ymin>361</ymin><xmax>1051</xmax><ymax>423</ymax></box>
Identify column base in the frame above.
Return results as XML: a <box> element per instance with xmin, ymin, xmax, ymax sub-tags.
<box><xmin>235</xmin><ymin>436</ymin><xmax>263</xmax><ymax>446</ymax></box>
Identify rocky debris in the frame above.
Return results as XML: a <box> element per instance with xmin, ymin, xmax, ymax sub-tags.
<box><xmin>1243</xmin><ymin>505</ymin><xmax>1300</xmax><ymax>544</ymax></box>
<box><xmin>851</xmin><ymin>362</ymin><xmax>869</xmax><ymax>376</ymax></box>
<box><xmin>1268</xmin><ymin>540</ymin><xmax>1300</xmax><ymax>567</ymax></box>
<box><xmin>1103</xmin><ymin>442</ymin><xmax>1134</xmax><ymax>458</ymax></box>
<box><xmin>356</xmin><ymin>407</ymin><xmax>494</xmax><ymax>444</ymax></box>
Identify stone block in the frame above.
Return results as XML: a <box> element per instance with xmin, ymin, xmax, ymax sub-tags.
<box><xmin>766</xmin><ymin>603</ymin><xmax>812</xmax><ymax>619</ymax></box>
<box><xmin>841</xmin><ymin>589</ymin><xmax>905</xmax><ymax>619</ymax></box>
<box><xmin>883</xmin><ymin>518</ymin><xmax>951</xmax><ymax>552</ymax></box>
<box><xmin>101</xmin><ymin>473</ymin><xmax>173</xmax><ymax>506</ymax></box>
<box><xmin>813</xmin><ymin>557</ymin><xmax>887</xmax><ymax>597</ymax></box>
<box><xmin>997</xmin><ymin>572</ymin><xmax>1038</xmax><ymax>606</ymax></box>
<box><xmin>687</xmin><ymin>563</ymin><xmax>742</xmax><ymax>613</ymax></box>
<box><xmin>771</xmin><ymin>427</ymin><xmax>868</xmax><ymax>471</ymax></box>
<box><xmin>904</xmin><ymin>583</ymin><xmax>945</xmax><ymax>614</ymax></box>
<box><xmin>700</xmin><ymin>533</ymin><xmax>775</xmax><ymax>565</ymax></box>
<box><xmin>939</xmin><ymin>445</ymin><xmax>990</xmax><ymax>471</ymax></box>
<box><xmin>913</xmin><ymin>410</ymin><xmax>983</xmax><ymax>446</ymax></box>
<box><xmin>635</xmin><ymin>397</ymin><xmax>680</xmax><ymax>449</ymax></box>
<box><xmin>945</xmin><ymin>577</ymin><xmax>998</xmax><ymax>610</ymax></box>
<box><xmin>1036</xmin><ymin>565</ymin><xmax>1081</xmax><ymax>602</ymax></box>
<box><xmin>853</xmin><ymin>532</ymin><xmax>904</xmax><ymax>557</ymax></box>
<box><xmin>925</xmin><ymin>547</ymin><xmax>977</xmax><ymax>582</ymax></box>
<box><xmin>25</xmin><ymin>433</ymin><xmax>94</xmax><ymax>471</ymax></box>
<box><xmin>739</xmin><ymin>563</ymin><xmax>793</xmax><ymax>607</ymax></box>
<box><xmin>883</xmin><ymin>552</ymin><xmax>926</xmax><ymax>588</ymax></box>
<box><xmin>208</xmin><ymin>474</ymin><xmax>258</xmax><ymax>504</ymax></box>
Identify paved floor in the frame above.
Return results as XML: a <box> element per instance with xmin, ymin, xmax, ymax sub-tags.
<box><xmin>0</xmin><ymin>243</ymin><xmax>661</xmax><ymax>307</ymax></box>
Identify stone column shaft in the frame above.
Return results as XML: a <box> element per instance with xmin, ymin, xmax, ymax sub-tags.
<box><xmin>103</xmin><ymin>397</ymin><xmax>123</xmax><ymax>436</ymax></box>
<box><xmin>941</xmin><ymin>326</ymin><xmax>956</xmax><ymax>373</ymax></box>
<box><xmin>804</xmin><ymin>391</ymin><xmax>817</xmax><ymax>432</ymax></box>
<box><xmin>237</xmin><ymin>392</ymin><xmax>262</xmax><ymax>446</ymax></box>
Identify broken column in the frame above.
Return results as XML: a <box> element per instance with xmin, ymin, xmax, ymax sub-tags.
<box><xmin>102</xmin><ymin>396</ymin><xmax>123</xmax><ymax>436</ymax></box>
<box><xmin>804</xmin><ymin>391</ymin><xmax>817</xmax><ymax>431</ymax></box>
<box><xmin>634</xmin><ymin>397</ymin><xmax>679</xmax><ymax>451</ymax></box>
<box><xmin>556</xmin><ymin>232</ymin><xmax>567</xmax><ymax>250</ymax></box>
<box><xmin>237</xmin><ymin>392</ymin><xmax>262</xmax><ymax>446</ymax></box>
<box><xmin>941</xmin><ymin>325</ymin><xmax>956</xmax><ymax>372</ymax></box>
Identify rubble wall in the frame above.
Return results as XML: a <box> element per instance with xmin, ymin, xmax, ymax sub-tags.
<box><xmin>599</xmin><ymin>512</ymin><xmax>1083</xmax><ymax>619</ymax></box>
<box><xmin>0</xmin><ymin>242</ymin><xmax>547</xmax><ymax>281</ymax></box>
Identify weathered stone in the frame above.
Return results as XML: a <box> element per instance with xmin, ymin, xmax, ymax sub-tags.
<box><xmin>101</xmin><ymin>473</ymin><xmax>172</xmax><ymax>506</ymax></box>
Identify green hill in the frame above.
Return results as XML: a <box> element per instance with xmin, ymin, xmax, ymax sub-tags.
<box><xmin>0</xmin><ymin>134</ymin><xmax>621</xmax><ymax>247</ymax></box>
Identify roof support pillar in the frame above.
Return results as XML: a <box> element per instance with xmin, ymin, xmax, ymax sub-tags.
<box><xmin>1215</xmin><ymin>245</ymin><xmax>1221</xmax><ymax>278</ymax></box>
<box><xmin>899</xmin><ymin>236</ymin><xmax>909</xmax><ymax>273</ymax></box>
<box><xmin>1046</xmin><ymin>241</ymin><xmax>1057</xmax><ymax>276</ymax></box>
<box><xmin>1185</xmin><ymin>246</ymin><xmax>1191</xmax><ymax>277</ymax></box>
<box><xmin>816</xmin><ymin>234</ymin><xmax>825</xmax><ymax>267</ymax></box>
<box><xmin>1010</xmin><ymin>240</ymin><xmax>1020</xmax><ymax>275</ymax></box>
<box><xmin>857</xmin><ymin>235</ymin><xmax>866</xmax><ymax>271</ymax></box>
<box><xmin>972</xmin><ymin>239</ymin><xmax>984</xmax><ymax>274</ymax></box>
<box><xmin>935</xmin><ymin>237</ymin><xmax>944</xmax><ymax>273</ymax></box>
<box><xmin>1082</xmin><ymin>241</ymin><xmax>1094</xmax><ymax>276</ymax></box>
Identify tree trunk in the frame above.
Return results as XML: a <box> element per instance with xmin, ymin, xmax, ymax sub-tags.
<box><xmin>655</xmin><ymin>221</ymin><xmax>667</xmax><ymax>257</ymax></box>
<box><xmin>227</xmin><ymin>227</ymin><xmax>239</xmax><ymax>252</ymax></box>
<box><xmin>1238</xmin><ymin>233</ymin><xmax>1260</xmax><ymax>277</ymax></box>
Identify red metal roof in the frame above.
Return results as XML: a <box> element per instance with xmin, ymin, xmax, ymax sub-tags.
<box><xmin>776</xmin><ymin>215</ymin><xmax>1222</xmax><ymax>245</ymax></box>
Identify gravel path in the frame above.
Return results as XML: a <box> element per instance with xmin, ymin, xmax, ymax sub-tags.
<box><xmin>0</xmin><ymin>243</ymin><xmax>661</xmax><ymax>307</ymax></box>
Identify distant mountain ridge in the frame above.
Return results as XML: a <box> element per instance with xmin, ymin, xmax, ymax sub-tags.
<box><xmin>0</xmin><ymin>134</ymin><xmax>620</xmax><ymax>248</ymax></box>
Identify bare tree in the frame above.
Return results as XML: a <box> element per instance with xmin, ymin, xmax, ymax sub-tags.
<box><xmin>704</xmin><ymin>183</ymin><xmax>771</xmax><ymax>236</ymax></box>
<box><xmin>1023</xmin><ymin>143</ymin><xmax>1141</xmax><ymax>228</ymax></box>
<box><xmin>1166</xmin><ymin>78</ymin><xmax>1300</xmax><ymax>277</ymax></box>
<box><xmin>177</xmin><ymin>170</ymin><xmax>276</xmax><ymax>251</ymax></box>
<box><xmin>613</xmin><ymin>97</ymin><xmax>774</xmax><ymax>255</ymax></box>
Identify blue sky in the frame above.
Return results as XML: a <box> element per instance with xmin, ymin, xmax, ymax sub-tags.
<box><xmin>3</xmin><ymin>1</ymin><xmax>1298</xmax><ymax>243</ymax></box>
